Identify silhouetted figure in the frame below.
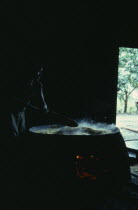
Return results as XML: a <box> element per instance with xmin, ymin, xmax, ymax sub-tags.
<box><xmin>0</xmin><ymin>66</ymin><xmax>49</xmax><ymax>136</ymax></box>
<box><xmin>0</xmin><ymin>65</ymin><xmax>77</xmax><ymax>137</ymax></box>
<box><xmin>10</xmin><ymin>67</ymin><xmax>49</xmax><ymax>136</ymax></box>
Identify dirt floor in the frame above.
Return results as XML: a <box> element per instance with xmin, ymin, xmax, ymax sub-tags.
<box><xmin>116</xmin><ymin>113</ymin><xmax>138</xmax><ymax>141</ymax></box>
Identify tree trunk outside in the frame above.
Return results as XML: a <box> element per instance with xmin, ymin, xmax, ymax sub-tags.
<box><xmin>124</xmin><ymin>95</ymin><xmax>128</xmax><ymax>113</ymax></box>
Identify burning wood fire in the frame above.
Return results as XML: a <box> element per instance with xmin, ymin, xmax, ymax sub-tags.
<box><xmin>74</xmin><ymin>153</ymin><xmax>112</xmax><ymax>180</ymax></box>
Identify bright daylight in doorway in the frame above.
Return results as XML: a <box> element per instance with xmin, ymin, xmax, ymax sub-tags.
<box><xmin>116</xmin><ymin>47</ymin><xmax>138</xmax><ymax>141</ymax></box>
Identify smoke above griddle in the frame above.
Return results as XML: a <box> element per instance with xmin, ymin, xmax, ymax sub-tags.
<box><xmin>78</xmin><ymin>119</ymin><xmax>117</xmax><ymax>132</ymax></box>
<box><xmin>30</xmin><ymin>118</ymin><xmax>117</xmax><ymax>135</ymax></box>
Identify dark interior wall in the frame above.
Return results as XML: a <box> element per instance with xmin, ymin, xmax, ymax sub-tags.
<box><xmin>1</xmin><ymin>2</ymin><xmax>138</xmax><ymax>124</ymax></box>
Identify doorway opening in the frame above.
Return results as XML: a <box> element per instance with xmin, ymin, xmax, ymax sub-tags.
<box><xmin>116</xmin><ymin>47</ymin><xmax>138</xmax><ymax>140</ymax></box>
<box><xmin>116</xmin><ymin>47</ymin><xmax>138</xmax><ymax>181</ymax></box>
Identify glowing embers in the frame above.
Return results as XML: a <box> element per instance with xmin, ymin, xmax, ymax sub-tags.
<box><xmin>75</xmin><ymin>153</ymin><xmax>112</xmax><ymax>180</ymax></box>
